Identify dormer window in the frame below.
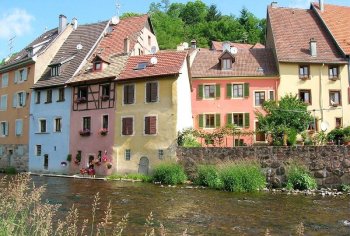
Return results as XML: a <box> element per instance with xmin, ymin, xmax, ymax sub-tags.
<box><xmin>51</xmin><ymin>66</ymin><xmax>60</xmax><ymax>77</ymax></box>
<box><xmin>94</xmin><ymin>61</ymin><xmax>102</xmax><ymax>71</ymax></box>
<box><xmin>222</xmin><ymin>59</ymin><xmax>232</xmax><ymax>70</ymax></box>
<box><xmin>219</xmin><ymin>50</ymin><xmax>235</xmax><ymax>71</ymax></box>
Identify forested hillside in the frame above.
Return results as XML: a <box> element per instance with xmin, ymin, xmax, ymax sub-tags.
<box><xmin>123</xmin><ymin>0</ymin><xmax>266</xmax><ymax>49</ymax></box>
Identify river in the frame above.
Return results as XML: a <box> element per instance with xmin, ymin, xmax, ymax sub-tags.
<box><xmin>20</xmin><ymin>175</ymin><xmax>350</xmax><ymax>235</ymax></box>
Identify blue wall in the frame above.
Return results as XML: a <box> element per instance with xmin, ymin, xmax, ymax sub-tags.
<box><xmin>29</xmin><ymin>87</ymin><xmax>72</xmax><ymax>173</ymax></box>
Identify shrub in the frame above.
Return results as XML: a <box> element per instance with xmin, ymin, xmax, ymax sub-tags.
<box><xmin>219</xmin><ymin>161</ymin><xmax>266</xmax><ymax>192</ymax></box>
<box><xmin>287</xmin><ymin>129</ymin><xmax>298</xmax><ymax>146</ymax></box>
<box><xmin>340</xmin><ymin>184</ymin><xmax>350</xmax><ymax>192</ymax></box>
<box><xmin>4</xmin><ymin>167</ymin><xmax>16</xmax><ymax>174</ymax></box>
<box><xmin>183</xmin><ymin>135</ymin><xmax>201</xmax><ymax>147</ymax></box>
<box><xmin>194</xmin><ymin>165</ymin><xmax>223</xmax><ymax>189</ymax></box>
<box><xmin>286</xmin><ymin>164</ymin><xmax>317</xmax><ymax>190</ymax></box>
<box><xmin>107</xmin><ymin>173</ymin><xmax>152</xmax><ymax>182</ymax></box>
<box><xmin>66</xmin><ymin>154</ymin><xmax>72</xmax><ymax>162</ymax></box>
<box><xmin>152</xmin><ymin>162</ymin><xmax>187</xmax><ymax>185</ymax></box>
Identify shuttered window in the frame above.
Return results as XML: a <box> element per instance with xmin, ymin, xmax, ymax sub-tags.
<box><xmin>199</xmin><ymin>114</ymin><xmax>221</xmax><ymax>128</ymax></box>
<box><xmin>15</xmin><ymin>119</ymin><xmax>23</xmax><ymax>136</ymax></box>
<box><xmin>145</xmin><ymin>116</ymin><xmax>157</xmax><ymax>135</ymax></box>
<box><xmin>1</xmin><ymin>73</ymin><xmax>8</xmax><ymax>88</ymax></box>
<box><xmin>226</xmin><ymin>113</ymin><xmax>250</xmax><ymax>128</ymax></box>
<box><xmin>227</xmin><ymin>83</ymin><xmax>249</xmax><ymax>98</ymax></box>
<box><xmin>0</xmin><ymin>95</ymin><xmax>7</xmax><ymax>111</ymax></box>
<box><xmin>146</xmin><ymin>82</ymin><xmax>158</xmax><ymax>103</ymax></box>
<box><xmin>46</xmin><ymin>89</ymin><xmax>52</xmax><ymax>103</ymax></box>
<box><xmin>123</xmin><ymin>84</ymin><xmax>135</xmax><ymax>104</ymax></box>
<box><xmin>122</xmin><ymin>117</ymin><xmax>133</xmax><ymax>135</ymax></box>
<box><xmin>0</xmin><ymin>121</ymin><xmax>8</xmax><ymax>136</ymax></box>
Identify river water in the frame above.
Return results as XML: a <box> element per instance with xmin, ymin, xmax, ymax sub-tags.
<box><xmin>24</xmin><ymin>175</ymin><xmax>350</xmax><ymax>235</ymax></box>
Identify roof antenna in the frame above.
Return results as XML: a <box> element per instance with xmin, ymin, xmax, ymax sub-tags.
<box><xmin>111</xmin><ymin>0</ymin><xmax>121</xmax><ymax>25</ymax></box>
<box><xmin>8</xmin><ymin>35</ymin><xmax>16</xmax><ymax>56</ymax></box>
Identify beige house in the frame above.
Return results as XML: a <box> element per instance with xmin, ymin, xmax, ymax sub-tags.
<box><xmin>266</xmin><ymin>4</ymin><xmax>349</xmax><ymax>133</ymax></box>
<box><xmin>0</xmin><ymin>15</ymin><xmax>73</xmax><ymax>171</ymax></box>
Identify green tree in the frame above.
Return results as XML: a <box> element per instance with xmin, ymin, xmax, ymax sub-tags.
<box><xmin>255</xmin><ymin>94</ymin><xmax>313</xmax><ymax>146</ymax></box>
<box><xmin>120</xmin><ymin>12</ymin><xmax>143</xmax><ymax>19</ymax></box>
<box><xmin>206</xmin><ymin>4</ymin><xmax>222</xmax><ymax>22</ymax></box>
<box><xmin>179</xmin><ymin>0</ymin><xmax>207</xmax><ymax>25</ymax></box>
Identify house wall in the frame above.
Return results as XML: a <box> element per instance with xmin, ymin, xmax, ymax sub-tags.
<box><xmin>278</xmin><ymin>63</ymin><xmax>350</xmax><ymax>130</ymax></box>
<box><xmin>132</xmin><ymin>26</ymin><xmax>159</xmax><ymax>56</ymax></box>
<box><xmin>114</xmin><ymin>76</ymin><xmax>179</xmax><ymax>174</ymax></box>
<box><xmin>29</xmin><ymin>87</ymin><xmax>72</xmax><ymax>173</ymax></box>
<box><xmin>191</xmin><ymin>77</ymin><xmax>279</xmax><ymax>146</ymax></box>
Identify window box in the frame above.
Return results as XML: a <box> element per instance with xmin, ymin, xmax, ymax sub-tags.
<box><xmin>99</xmin><ymin>128</ymin><xmax>108</xmax><ymax>136</ymax></box>
<box><xmin>79</xmin><ymin>129</ymin><xmax>91</xmax><ymax>136</ymax></box>
<box><xmin>76</xmin><ymin>97</ymin><xmax>87</xmax><ymax>104</ymax></box>
<box><xmin>101</xmin><ymin>95</ymin><xmax>110</xmax><ymax>101</ymax></box>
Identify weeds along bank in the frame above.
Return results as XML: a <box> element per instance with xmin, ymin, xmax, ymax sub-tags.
<box><xmin>177</xmin><ymin>146</ymin><xmax>350</xmax><ymax>188</ymax></box>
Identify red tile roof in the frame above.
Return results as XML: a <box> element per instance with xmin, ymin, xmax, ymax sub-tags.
<box><xmin>191</xmin><ymin>48</ymin><xmax>278</xmax><ymax>78</ymax></box>
<box><xmin>118</xmin><ymin>51</ymin><xmax>187</xmax><ymax>81</ymax></box>
<box><xmin>312</xmin><ymin>3</ymin><xmax>350</xmax><ymax>55</ymax></box>
<box><xmin>267</xmin><ymin>6</ymin><xmax>346</xmax><ymax>64</ymax></box>
<box><xmin>211</xmin><ymin>41</ymin><xmax>258</xmax><ymax>50</ymax></box>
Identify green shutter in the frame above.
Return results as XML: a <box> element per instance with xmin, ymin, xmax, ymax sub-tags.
<box><xmin>215</xmin><ymin>114</ymin><xmax>221</xmax><ymax>127</ymax></box>
<box><xmin>226</xmin><ymin>84</ymin><xmax>232</xmax><ymax>98</ymax></box>
<box><xmin>198</xmin><ymin>85</ymin><xmax>203</xmax><ymax>99</ymax></box>
<box><xmin>226</xmin><ymin>113</ymin><xmax>232</xmax><ymax>125</ymax></box>
<box><xmin>216</xmin><ymin>84</ymin><xmax>220</xmax><ymax>98</ymax></box>
<box><xmin>199</xmin><ymin>114</ymin><xmax>204</xmax><ymax>128</ymax></box>
<box><xmin>244</xmin><ymin>113</ymin><xmax>250</xmax><ymax>128</ymax></box>
<box><xmin>244</xmin><ymin>83</ymin><xmax>249</xmax><ymax>97</ymax></box>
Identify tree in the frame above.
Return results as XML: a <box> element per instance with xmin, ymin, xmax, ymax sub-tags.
<box><xmin>120</xmin><ymin>12</ymin><xmax>143</xmax><ymax>19</ymax></box>
<box><xmin>206</xmin><ymin>4</ymin><xmax>222</xmax><ymax>22</ymax></box>
<box><xmin>179</xmin><ymin>0</ymin><xmax>207</xmax><ymax>25</ymax></box>
<box><xmin>255</xmin><ymin>94</ymin><xmax>313</xmax><ymax>146</ymax></box>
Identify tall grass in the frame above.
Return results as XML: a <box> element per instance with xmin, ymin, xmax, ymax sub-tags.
<box><xmin>107</xmin><ymin>173</ymin><xmax>152</xmax><ymax>182</ymax></box>
<box><xmin>286</xmin><ymin>164</ymin><xmax>317</xmax><ymax>190</ymax></box>
<box><xmin>194</xmin><ymin>165</ymin><xmax>223</xmax><ymax>189</ymax></box>
<box><xmin>152</xmin><ymin>162</ymin><xmax>187</xmax><ymax>185</ymax></box>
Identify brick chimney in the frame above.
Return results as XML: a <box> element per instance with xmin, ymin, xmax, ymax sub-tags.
<box><xmin>58</xmin><ymin>14</ymin><xmax>67</xmax><ymax>34</ymax></box>
<box><xmin>319</xmin><ymin>0</ymin><xmax>324</xmax><ymax>12</ymax></box>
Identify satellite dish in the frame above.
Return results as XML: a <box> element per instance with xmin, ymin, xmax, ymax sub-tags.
<box><xmin>111</xmin><ymin>16</ymin><xmax>120</xmax><ymax>25</ymax></box>
<box><xmin>150</xmin><ymin>46</ymin><xmax>157</xmax><ymax>54</ymax></box>
<box><xmin>320</xmin><ymin>121</ymin><xmax>329</xmax><ymax>132</ymax></box>
<box><xmin>230</xmin><ymin>47</ymin><xmax>238</xmax><ymax>55</ymax></box>
<box><xmin>183</xmin><ymin>42</ymin><xmax>189</xmax><ymax>49</ymax></box>
<box><xmin>150</xmin><ymin>57</ymin><xmax>157</xmax><ymax>65</ymax></box>
<box><xmin>76</xmin><ymin>44</ymin><xmax>83</xmax><ymax>50</ymax></box>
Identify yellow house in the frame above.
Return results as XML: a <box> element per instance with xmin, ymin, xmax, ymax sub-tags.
<box><xmin>266</xmin><ymin>4</ymin><xmax>349</xmax><ymax>132</ymax></box>
<box><xmin>114</xmin><ymin>51</ymin><xmax>192</xmax><ymax>174</ymax></box>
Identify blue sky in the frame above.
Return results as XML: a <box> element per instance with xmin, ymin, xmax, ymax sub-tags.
<box><xmin>0</xmin><ymin>0</ymin><xmax>349</xmax><ymax>60</ymax></box>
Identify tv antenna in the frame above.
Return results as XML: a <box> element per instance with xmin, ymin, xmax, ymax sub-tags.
<box><xmin>8</xmin><ymin>35</ymin><xmax>16</xmax><ymax>56</ymax></box>
<box><xmin>116</xmin><ymin>0</ymin><xmax>121</xmax><ymax>18</ymax></box>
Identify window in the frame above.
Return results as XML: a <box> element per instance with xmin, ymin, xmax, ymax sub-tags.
<box><xmin>227</xmin><ymin>113</ymin><xmax>250</xmax><ymax>128</ymax></box>
<box><xmin>1</xmin><ymin>73</ymin><xmax>8</xmax><ymax>88</ymax></box>
<box><xmin>146</xmin><ymin>82</ymin><xmax>158</xmax><ymax>103</ymax></box>
<box><xmin>122</xmin><ymin>117</ymin><xmax>133</xmax><ymax>135</ymax></box>
<box><xmin>36</xmin><ymin>145</ymin><xmax>42</xmax><ymax>156</ymax></box>
<box><xmin>0</xmin><ymin>121</ymin><xmax>8</xmax><ymax>136</ymax></box>
<box><xmin>125</xmin><ymin>149</ymin><xmax>131</xmax><ymax>160</ymax></box>
<box><xmin>255</xmin><ymin>121</ymin><xmax>266</xmax><ymax>142</ymax></box>
<box><xmin>83</xmin><ymin>117</ymin><xmax>91</xmax><ymax>131</ymax></box>
<box><xmin>158</xmin><ymin>149</ymin><xmax>164</xmax><ymax>160</ymax></box>
<box><xmin>232</xmin><ymin>84</ymin><xmax>243</xmax><ymax>98</ymax></box>
<box><xmin>299</xmin><ymin>65</ymin><xmax>309</xmax><ymax>79</ymax></box>
<box><xmin>35</xmin><ymin>91</ymin><xmax>41</xmax><ymax>104</ymax></box>
<box><xmin>39</xmin><ymin>119</ymin><xmax>47</xmax><ymax>133</ymax></box>
<box><xmin>123</xmin><ymin>84</ymin><xmax>135</xmax><ymax>104</ymax></box>
<box><xmin>46</xmin><ymin>90</ymin><xmax>52</xmax><ymax>103</ymax></box>
<box><xmin>102</xmin><ymin>115</ymin><xmax>108</xmax><ymax>129</ymax></box>
<box><xmin>205</xmin><ymin>114</ymin><xmax>215</xmax><ymax>128</ymax></box>
<box><xmin>308</xmin><ymin>119</ymin><xmax>318</xmax><ymax>132</ymax></box>
<box><xmin>54</xmin><ymin>118</ymin><xmax>62</xmax><ymax>132</ymax></box>
<box><xmin>204</xmin><ymin>85</ymin><xmax>216</xmax><ymax>98</ymax></box>
<box><xmin>15</xmin><ymin>119</ymin><xmax>23</xmax><ymax>136</ymax></box>
<box><xmin>58</xmin><ymin>88</ymin><xmax>65</xmax><ymax>101</ymax></box>
<box><xmin>198</xmin><ymin>84</ymin><xmax>220</xmax><ymax>99</ymax></box>
<box><xmin>222</xmin><ymin>58</ymin><xmax>232</xmax><ymax>70</ymax></box>
<box><xmin>329</xmin><ymin>66</ymin><xmax>339</xmax><ymax>80</ymax></box>
<box><xmin>13</xmin><ymin>92</ymin><xmax>26</xmax><ymax>108</ymax></box>
<box><xmin>145</xmin><ymin>116</ymin><xmax>157</xmax><ymax>135</ymax></box>
<box><xmin>269</xmin><ymin>91</ymin><xmax>275</xmax><ymax>101</ymax></box>
<box><xmin>0</xmin><ymin>95</ymin><xmax>7</xmax><ymax>111</ymax></box>
<box><xmin>135</xmin><ymin>62</ymin><xmax>148</xmax><ymax>70</ymax></box>
<box><xmin>44</xmin><ymin>154</ymin><xmax>49</xmax><ymax>170</ymax></box>
<box><xmin>329</xmin><ymin>90</ymin><xmax>341</xmax><ymax>106</ymax></box>
<box><xmin>15</xmin><ymin>68</ymin><xmax>28</xmax><ymax>83</ymax></box>
<box><xmin>198</xmin><ymin>114</ymin><xmax>220</xmax><ymax>129</ymax></box>
<box><xmin>101</xmin><ymin>84</ymin><xmax>110</xmax><ymax>100</ymax></box>
<box><xmin>51</xmin><ymin>66</ymin><xmax>60</xmax><ymax>77</ymax></box>
<box><xmin>234</xmin><ymin>139</ymin><xmax>244</xmax><ymax>147</ymax></box>
<box><xmin>336</xmin><ymin>118</ymin><xmax>342</xmax><ymax>128</ymax></box>
<box><xmin>78</xmin><ymin>87</ymin><xmax>88</xmax><ymax>100</ymax></box>
<box><xmin>227</xmin><ymin>83</ymin><xmax>249</xmax><ymax>98</ymax></box>
<box><xmin>299</xmin><ymin>89</ymin><xmax>312</xmax><ymax>105</ymax></box>
<box><xmin>94</xmin><ymin>61</ymin><xmax>102</xmax><ymax>71</ymax></box>
<box><xmin>148</xmin><ymin>35</ymin><xmax>151</xmax><ymax>46</ymax></box>
<box><xmin>233</xmin><ymin>113</ymin><xmax>244</xmax><ymax>127</ymax></box>
<box><xmin>254</xmin><ymin>91</ymin><xmax>265</xmax><ymax>106</ymax></box>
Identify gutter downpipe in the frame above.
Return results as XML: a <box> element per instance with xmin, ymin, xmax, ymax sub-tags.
<box><xmin>320</xmin><ymin>63</ymin><xmax>324</xmax><ymax>121</ymax></box>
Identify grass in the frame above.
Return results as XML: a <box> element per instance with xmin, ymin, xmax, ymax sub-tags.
<box><xmin>194</xmin><ymin>165</ymin><xmax>223</xmax><ymax>189</ymax></box>
<box><xmin>107</xmin><ymin>173</ymin><xmax>152</xmax><ymax>182</ymax></box>
<box><xmin>4</xmin><ymin>166</ymin><xmax>16</xmax><ymax>174</ymax></box>
<box><xmin>152</xmin><ymin>162</ymin><xmax>187</xmax><ymax>185</ymax></box>
<box><xmin>286</xmin><ymin>164</ymin><xmax>317</xmax><ymax>190</ymax></box>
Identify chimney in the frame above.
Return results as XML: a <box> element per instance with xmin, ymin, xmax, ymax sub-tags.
<box><xmin>72</xmin><ymin>18</ymin><xmax>78</xmax><ymax>30</ymax></box>
<box><xmin>58</xmin><ymin>14</ymin><xmax>67</xmax><ymax>34</ymax></box>
<box><xmin>124</xmin><ymin>37</ymin><xmax>130</xmax><ymax>54</ymax></box>
<box><xmin>310</xmin><ymin>38</ymin><xmax>317</xmax><ymax>57</ymax></box>
<box><xmin>271</xmin><ymin>2</ymin><xmax>278</xmax><ymax>8</ymax></box>
<box><xmin>319</xmin><ymin>0</ymin><xmax>324</xmax><ymax>12</ymax></box>
<box><xmin>191</xmin><ymin>39</ymin><xmax>197</xmax><ymax>49</ymax></box>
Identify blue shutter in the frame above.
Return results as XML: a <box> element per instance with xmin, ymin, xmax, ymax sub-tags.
<box><xmin>15</xmin><ymin>120</ymin><xmax>23</xmax><ymax>136</ymax></box>
<box><xmin>5</xmin><ymin>122</ymin><xmax>8</xmax><ymax>136</ymax></box>
<box><xmin>22</xmin><ymin>92</ymin><xmax>26</xmax><ymax>106</ymax></box>
<box><xmin>14</xmin><ymin>71</ymin><xmax>19</xmax><ymax>83</ymax></box>
<box><xmin>12</xmin><ymin>93</ymin><xmax>17</xmax><ymax>107</ymax></box>
<box><xmin>23</xmin><ymin>68</ymin><xmax>28</xmax><ymax>81</ymax></box>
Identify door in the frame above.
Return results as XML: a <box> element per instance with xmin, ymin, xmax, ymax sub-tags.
<box><xmin>138</xmin><ymin>156</ymin><xmax>149</xmax><ymax>175</ymax></box>
<box><xmin>44</xmin><ymin>154</ymin><xmax>49</xmax><ymax>170</ymax></box>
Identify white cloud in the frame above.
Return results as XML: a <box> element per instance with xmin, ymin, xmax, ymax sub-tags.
<box><xmin>0</xmin><ymin>9</ymin><xmax>34</xmax><ymax>39</ymax></box>
<box><xmin>288</xmin><ymin>0</ymin><xmax>312</xmax><ymax>9</ymax></box>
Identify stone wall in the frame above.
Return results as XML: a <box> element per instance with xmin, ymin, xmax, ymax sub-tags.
<box><xmin>176</xmin><ymin>146</ymin><xmax>350</xmax><ymax>188</ymax></box>
<box><xmin>0</xmin><ymin>144</ymin><xmax>29</xmax><ymax>172</ymax></box>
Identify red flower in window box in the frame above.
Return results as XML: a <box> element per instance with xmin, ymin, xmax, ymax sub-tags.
<box><xmin>79</xmin><ymin>129</ymin><xmax>91</xmax><ymax>136</ymax></box>
<box><xmin>99</xmin><ymin>128</ymin><xmax>108</xmax><ymax>136</ymax></box>
<box><xmin>76</xmin><ymin>97</ymin><xmax>87</xmax><ymax>104</ymax></box>
<box><xmin>101</xmin><ymin>95</ymin><xmax>110</xmax><ymax>101</ymax></box>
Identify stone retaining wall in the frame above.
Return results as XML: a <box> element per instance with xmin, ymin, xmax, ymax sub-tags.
<box><xmin>176</xmin><ymin>146</ymin><xmax>350</xmax><ymax>188</ymax></box>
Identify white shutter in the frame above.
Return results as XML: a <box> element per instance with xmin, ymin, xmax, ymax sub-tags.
<box><xmin>22</xmin><ymin>92</ymin><xmax>26</xmax><ymax>106</ymax></box>
<box><xmin>2</xmin><ymin>73</ymin><xmax>8</xmax><ymax>87</ymax></box>
<box><xmin>14</xmin><ymin>71</ymin><xmax>19</xmax><ymax>83</ymax></box>
<box><xmin>23</xmin><ymin>68</ymin><xmax>28</xmax><ymax>81</ymax></box>
<box><xmin>12</xmin><ymin>93</ymin><xmax>17</xmax><ymax>107</ymax></box>
<box><xmin>1</xmin><ymin>95</ymin><xmax>7</xmax><ymax>110</ymax></box>
<box><xmin>15</xmin><ymin>119</ymin><xmax>23</xmax><ymax>136</ymax></box>
<box><xmin>5</xmin><ymin>122</ymin><xmax>8</xmax><ymax>136</ymax></box>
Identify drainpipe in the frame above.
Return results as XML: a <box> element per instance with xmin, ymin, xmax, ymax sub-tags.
<box><xmin>339</xmin><ymin>67</ymin><xmax>345</xmax><ymax>126</ymax></box>
<box><xmin>319</xmin><ymin>63</ymin><xmax>324</xmax><ymax>121</ymax></box>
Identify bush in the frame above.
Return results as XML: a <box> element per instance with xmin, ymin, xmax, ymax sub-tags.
<box><xmin>4</xmin><ymin>167</ymin><xmax>16</xmax><ymax>174</ymax></box>
<box><xmin>286</xmin><ymin>164</ymin><xmax>317</xmax><ymax>190</ymax></box>
<box><xmin>152</xmin><ymin>162</ymin><xmax>187</xmax><ymax>185</ymax></box>
<box><xmin>287</xmin><ymin>129</ymin><xmax>298</xmax><ymax>146</ymax></box>
<box><xmin>183</xmin><ymin>135</ymin><xmax>201</xmax><ymax>147</ymax></box>
<box><xmin>194</xmin><ymin>165</ymin><xmax>223</xmax><ymax>189</ymax></box>
<box><xmin>107</xmin><ymin>173</ymin><xmax>152</xmax><ymax>182</ymax></box>
<box><xmin>66</xmin><ymin>154</ymin><xmax>72</xmax><ymax>162</ymax></box>
<box><xmin>219</xmin><ymin>161</ymin><xmax>266</xmax><ymax>192</ymax></box>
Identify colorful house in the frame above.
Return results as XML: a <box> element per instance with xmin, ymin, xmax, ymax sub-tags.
<box><xmin>115</xmin><ymin>51</ymin><xmax>192</xmax><ymax>174</ymax></box>
<box><xmin>190</xmin><ymin>43</ymin><xmax>279</xmax><ymax>146</ymax></box>
<box><xmin>266</xmin><ymin>3</ymin><xmax>349</xmax><ymax>132</ymax></box>
<box><xmin>0</xmin><ymin>15</ymin><xmax>73</xmax><ymax>171</ymax></box>
<box><xmin>28</xmin><ymin>20</ymin><xmax>107</xmax><ymax>173</ymax></box>
<box><xmin>67</xmin><ymin>15</ymin><xmax>159</xmax><ymax>175</ymax></box>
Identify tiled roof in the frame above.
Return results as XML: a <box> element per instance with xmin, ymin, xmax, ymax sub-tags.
<box><xmin>33</xmin><ymin>21</ymin><xmax>107</xmax><ymax>89</ymax></box>
<box><xmin>267</xmin><ymin>6</ymin><xmax>346</xmax><ymax>64</ymax></box>
<box><xmin>312</xmin><ymin>3</ymin><xmax>350</xmax><ymax>55</ymax></box>
<box><xmin>211</xmin><ymin>41</ymin><xmax>257</xmax><ymax>50</ymax></box>
<box><xmin>0</xmin><ymin>28</ymin><xmax>58</xmax><ymax>70</ymax></box>
<box><xmin>118</xmin><ymin>51</ymin><xmax>187</xmax><ymax>81</ymax></box>
<box><xmin>191</xmin><ymin>48</ymin><xmax>278</xmax><ymax>78</ymax></box>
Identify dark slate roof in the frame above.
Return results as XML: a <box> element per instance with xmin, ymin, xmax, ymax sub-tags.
<box><xmin>0</xmin><ymin>28</ymin><xmax>59</xmax><ymax>71</ymax></box>
<box><xmin>267</xmin><ymin>6</ymin><xmax>346</xmax><ymax>64</ymax></box>
<box><xmin>33</xmin><ymin>21</ymin><xmax>108</xmax><ymax>89</ymax></box>
<box><xmin>191</xmin><ymin>48</ymin><xmax>278</xmax><ymax>78</ymax></box>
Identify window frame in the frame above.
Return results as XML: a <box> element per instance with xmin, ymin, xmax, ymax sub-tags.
<box><xmin>93</xmin><ymin>61</ymin><xmax>102</xmax><ymax>71</ymax></box>
<box><xmin>205</xmin><ymin>114</ymin><xmax>216</xmax><ymax>129</ymax></box>
<box><xmin>328</xmin><ymin>65</ymin><xmax>339</xmax><ymax>80</ymax></box>
<box><xmin>268</xmin><ymin>90</ymin><xmax>275</xmax><ymax>101</ymax></box>
<box><xmin>204</xmin><ymin>84</ymin><xmax>216</xmax><ymax>99</ymax></box>
<box><xmin>255</xmin><ymin>121</ymin><xmax>266</xmax><ymax>142</ymax></box>
<box><xmin>145</xmin><ymin>81</ymin><xmax>159</xmax><ymax>103</ymax></box>
<box><xmin>36</xmin><ymin>145</ymin><xmax>42</xmax><ymax>156</ymax></box>
<box><xmin>46</xmin><ymin>89</ymin><xmax>52</xmax><ymax>103</ymax></box>
<box><xmin>82</xmin><ymin>116</ymin><xmax>91</xmax><ymax>131</ymax></box>
<box><xmin>329</xmin><ymin>90</ymin><xmax>341</xmax><ymax>106</ymax></box>
<box><xmin>51</xmin><ymin>65</ymin><xmax>60</xmax><ymax>77</ymax></box>
<box><xmin>125</xmin><ymin>149</ymin><xmax>131</xmax><ymax>161</ymax></box>
<box><xmin>144</xmin><ymin>115</ymin><xmax>157</xmax><ymax>135</ymax></box>
<box><xmin>54</xmin><ymin>117</ymin><xmax>62</xmax><ymax>133</ymax></box>
<box><xmin>232</xmin><ymin>113</ymin><xmax>244</xmax><ymax>128</ymax></box>
<box><xmin>38</xmin><ymin>119</ymin><xmax>47</xmax><ymax>133</ymax></box>
<box><xmin>102</xmin><ymin>114</ymin><xmax>109</xmax><ymax>130</ymax></box>
<box><xmin>299</xmin><ymin>89</ymin><xmax>312</xmax><ymax>105</ymax></box>
<box><xmin>35</xmin><ymin>91</ymin><xmax>41</xmax><ymax>104</ymax></box>
<box><xmin>232</xmin><ymin>84</ymin><xmax>244</xmax><ymax>98</ymax></box>
<box><xmin>57</xmin><ymin>88</ymin><xmax>65</xmax><ymax>102</ymax></box>
<box><xmin>221</xmin><ymin>58</ymin><xmax>232</xmax><ymax>70</ymax></box>
<box><xmin>1</xmin><ymin>73</ymin><xmax>9</xmax><ymax>88</ymax></box>
<box><xmin>77</xmin><ymin>86</ymin><xmax>88</xmax><ymax>100</ymax></box>
<box><xmin>254</xmin><ymin>91</ymin><xmax>266</xmax><ymax>107</ymax></box>
<box><xmin>123</xmin><ymin>84</ymin><xmax>135</xmax><ymax>105</ymax></box>
<box><xmin>121</xmin><ymin>116</ymin><xmax>134</xmax><ymax>136</ymax></box>
<box><xmin>0</xmin><ymin>121</ymin><xmax>8</xmax><ymax>137</ymax></box>
<box><xmin>15</xmin><ymin>119</ymin><xmax>23</xmax><ymax>136</ymax></box>
<box><xmin>299</xmin><ymin>65</ymin><xmax>310</xmax><ymax>80</ymax></box>
<box><xmin>335</xmin><ymin>117</ymin><xmax>342</xmax><ymax>128</ymax></box>
<box><xmin>0</xmin><ymin>94</ymin><xmax>7</xmax><ymax>111</ymax></box>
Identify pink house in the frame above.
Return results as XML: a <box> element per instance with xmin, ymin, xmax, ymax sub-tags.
<box><xmin>190</xmin><ymin>44</ymin><xmax>279</xmax><ymax>146</ymax></box>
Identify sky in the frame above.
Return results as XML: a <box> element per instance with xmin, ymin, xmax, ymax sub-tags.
<box><xmin>0</xmin><ymin>0</ymin><xmax>349</xmax><ymax>60</ymax></box>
